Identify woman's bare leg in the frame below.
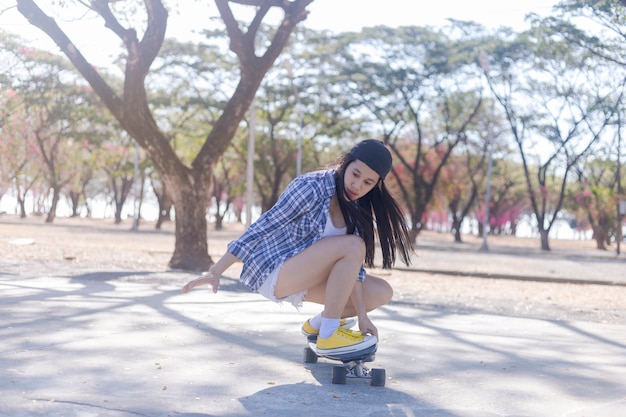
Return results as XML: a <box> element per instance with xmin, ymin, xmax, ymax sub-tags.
<box><xmin>305</xmin><ymin>274</ymin><xmax>393</xmax><ymax>317</ymax></box>
<box><xmin>274</xmin><ymin>235</ymin><xmax>365</xmax><ymax>318</ymax></box>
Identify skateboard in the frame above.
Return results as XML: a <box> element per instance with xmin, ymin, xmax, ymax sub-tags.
<box><xmin>303</xmin><ymin>336</ymin><xmax>386</xmax><ymax>386</ymax></box>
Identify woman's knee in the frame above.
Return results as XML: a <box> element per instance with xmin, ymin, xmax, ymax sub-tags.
<box><xmin>378</xmin><ymin>279</ymin><xmax>393</xmax><ymax>305</ymax></box>
<box><xmin>365</xmin><ymin>277</ymin><xmax>393</xmax><ymax>309</ymax></box>
<box><xmin>338</xmin><ymin>235</ymin><xmax>366</xmax><ymax>261</ymax></box>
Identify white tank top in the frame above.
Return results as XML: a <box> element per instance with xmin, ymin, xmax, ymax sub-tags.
<box><xmin>322</xmin><ymin>210</ymin><xmax>347</xmax><ymax>237</ymax></box>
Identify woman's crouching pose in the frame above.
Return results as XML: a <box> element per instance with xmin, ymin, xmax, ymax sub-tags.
<box><xmin>182</xmin><ymin>139</ymin><xmax>413</xmax><ymax>356</ymax></box>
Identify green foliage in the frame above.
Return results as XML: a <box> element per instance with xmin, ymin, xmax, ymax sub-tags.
<box><xmin>3</xmin><ymin>1</ymin><xmax>626</xmax><ymax>252</ymax></box>
<box><xmin>0</xmin><ymin>29</ymin><xmax>149</xmax><ymax>220</ymax></box>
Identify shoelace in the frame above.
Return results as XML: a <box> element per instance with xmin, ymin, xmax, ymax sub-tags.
<box><xmin>337</xmin><ymin>328</ymin><xmax>362</xmax><ymax>340</ymax></box>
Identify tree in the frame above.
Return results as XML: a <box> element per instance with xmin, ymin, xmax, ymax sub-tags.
<box><xmin>150</xmin><ymin>169</ymin><xmax>174</xmax><ymax>229</ymax></box>
<box><xmin>63</xmin><ymin>107</ymin><xmax>127</xmax><ymax>219</ymax></box>
<box><xmin>17</xmin><ymin>0</ymin><xmax>313</xmax><ymax>270</ymax></box>
<box><xmin>482</xmin><ymin>23</ymin><xmax>624</xmax><ymax>250</ymax></box>
<box><xmin>440</xmin><ymin>131</ymin><xmax>488</xmax><ymax>243</ymax></box>
<box><xmin>8</xmin><ymin>45</ymin><xmax>98</xmax><ymax>223</ymax></box>
<box><xmin>333</xmin><ymin>25</ymin><xmax>484</xmax><ymax>242</ymax></box>
<box><xmin>568</xmin><ymin>145</ymin><xmax>622</xmax><ymax>249</ymax></box>
<box><xmin>549</xmin><ymin>0</ymin><xmax>626</xmax><ymax>250</ymax></box>
<box><xmin>210</xmin><ymin>156</ymin><xmax>237</xmax><ymax>230</ymax></box>
<box><xmin>0</xmin><ymin>91</ymin><xmax>42</xmax><ymax>217</ymax></box>
<box><xmin>100</xmin><ymin>133</ymin><xmax>137</xmax><ymax>224</ymax></box>
<box><xmin>483</xmin><ymin>159</ymin><xmax>527</xmax><ymax>236</ymax></box>
<box><xmin>554</xmin><ymin>0</ymin><xmax>626</xmax><ymax>67</ymax></box>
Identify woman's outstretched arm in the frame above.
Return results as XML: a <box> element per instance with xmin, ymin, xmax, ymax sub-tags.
<box><xmin>181</xmin><ymin>252</ymin><xmax>239</xmax><ymax>294</ymax></box>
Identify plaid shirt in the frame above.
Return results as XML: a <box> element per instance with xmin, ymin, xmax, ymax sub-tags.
<box><xmin>227</xmin><ymin>169</ymin><xmax>366</xmax><ymax>292</ymax></box>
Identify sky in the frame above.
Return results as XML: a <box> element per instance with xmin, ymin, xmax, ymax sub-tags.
<box><xmin>305</xmin><ymin>0</ymin><xmax>559</xmax><ymax>32</ymax></box>
<box><xmin>0</xmin><ymin>0</ymin><xmax>561</xmax><ymax>68</ymax></box>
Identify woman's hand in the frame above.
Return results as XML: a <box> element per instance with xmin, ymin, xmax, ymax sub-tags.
<box><xmin>182</xmin><ymin>268</ymin><xmax>221</xmax><ymax>294</ymax></box>
<box><xmin>181</xmin><ymin>253</ymin><xmax>238</xmax><ymax>295</ymax></box>
<box><xmin>358</xmin><ymin>314</ymin><xmax>378</xmax><ymax>339</ymax></box>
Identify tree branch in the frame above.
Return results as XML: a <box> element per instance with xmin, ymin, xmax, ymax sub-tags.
<box><xmin>140</xmin><ymin>0</ymin><xmax>168</xmax><ymax>72</ymax></box>
<box><xmin>90</xmin><ymin>0</ymin><xmax>136</xmax><ymax>46</ymax></box>
<box><xmin>16</xmin><ymin>0</ymin><xmax>122</xmax><ymax>116</ymax></box>
<box><xmin>194</xmin><ymin>0</ymin><xmax>312</xmax><ymax>169</ymax></box>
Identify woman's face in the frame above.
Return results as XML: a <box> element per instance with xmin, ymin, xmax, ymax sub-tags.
<box><xmin>343</xmin><ymin>160</ymin><xmax>379</xmax><ymax>201</ymax></box>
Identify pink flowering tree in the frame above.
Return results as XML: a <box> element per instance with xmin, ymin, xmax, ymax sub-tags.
<box><xmin>0</xmin><ymin>91</ymin><xmax>43</xmax><ymax>217</ymax></box>
<box><xmin>480</xmin><ymin>159</ymin><xmax>528</xmax><ymax>236</ymax></box>
<box><xmin>566</xmin><ymin>152</ymin><xmax>622</xmax><ymax>250</ymax></box>
<box><xmin>12</xmin><ymin>47</ymin><xmax>101</xmax><ymax>222</ymax></box>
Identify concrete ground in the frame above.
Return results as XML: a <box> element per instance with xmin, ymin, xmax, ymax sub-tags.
<box><xmin>1</xmin><ymin>218</ymin><xmax>625</xmax><ymax>417</ymax></box>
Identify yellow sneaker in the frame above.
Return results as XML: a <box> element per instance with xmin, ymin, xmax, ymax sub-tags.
<box><xmin>301</xmin><ymin>318</ymin><xmax>357</xmax><ymax>337</ymax></box>
<box><xmin>315</xmin><ymin>327</ymin><xmax>377</xmax><ymax>356</ymax></box>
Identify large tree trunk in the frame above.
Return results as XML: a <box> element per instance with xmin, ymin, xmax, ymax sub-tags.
<box><xmin>592</xmin><ymin>225</ymin><xmax>608</xmax><ymax>250</ymax></box>
<box><xmin>18</xmin><ymin>195</ymin><xmax>27</xmax><ymax>218</ymax></box>
<box><xmin>593</xmin><ymin>231</ymin><xmax>608</xmax><ymax>250</ymax></box>
<box><xmin>45</xmin><ymin>185</ymin><xmax>60</xmax><ymax>223</ymax></box>
<box><xmin>68</xmin><ymin>191</ymin><xmax>80</xmax><ymax>217</ymax></box>
<box><xmin>539</xmin><ymin>229</ymin><xmax>551</xmax><ymax>251</ymax></box>
<box><xmin>166</xmin><ymin>174</ymin><xmax>212</xmax><ymax>270</ymax></box>
<box><xmin>15</xmin><ymin>183</ymin><xmax>26</xmax><ymax>218</ymax></box>
<box><xmin>155</xmin><ymin>193</ymin><xmax>172</xmax><ymax>230</ymax></box>
<box><xmin>452</xmin><ymin>218</ymin><xmax>463</xmax><ymax>242</ymax></box>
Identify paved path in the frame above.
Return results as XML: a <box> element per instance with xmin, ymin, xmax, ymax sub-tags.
<box><xmin>1</xmin><ymin>249</ymin><xmax>625</xmax><ymax>417</ymax></box>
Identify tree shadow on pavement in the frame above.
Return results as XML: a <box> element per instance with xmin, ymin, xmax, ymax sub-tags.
<box><xmin>2</xmin><ymin>265</ymin><xmax>624</xmax><ymax>417</ymax></box>
<box><xmin>240</xmin><ymin>381</ymin><xmax>427</xmax><ymax>417</ymax></box>
<box><xmin>374</xmin><ymin>302</ymin><xmax>626</xmax><ymax>416</ymax></box>
<box><xmin>240</xmin><ymin>381</ymin><xmax>511</xmax><ymax>416</ymax></box>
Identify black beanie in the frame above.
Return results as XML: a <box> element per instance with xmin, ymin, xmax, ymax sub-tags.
<box><xmin>348</xmin><ymin>139</ymin><xmax>392</xmax><ymax>180</ymax></box>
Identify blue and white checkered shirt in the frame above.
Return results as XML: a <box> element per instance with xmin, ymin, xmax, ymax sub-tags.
<box><xmin>227</xmin><ymin>169</ymin><xmax>366</xmax><ymax>292</ymax></box>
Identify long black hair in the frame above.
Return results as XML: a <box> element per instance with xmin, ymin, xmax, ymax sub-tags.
<box><xmin>333</xmin><ymin>153</ymin><xmax>413</xmax><ymax>269</ymax></box>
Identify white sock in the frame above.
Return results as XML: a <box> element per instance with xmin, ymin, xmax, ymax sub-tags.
<box><xmin>319</xmin><ymin>317</ymin><xmax>340</xmax><ymax>339</ymax></box>
<box><xmin>308</xmin><ymin>312</ymin><xmax>323</xmax><ymax>330</ymax></box>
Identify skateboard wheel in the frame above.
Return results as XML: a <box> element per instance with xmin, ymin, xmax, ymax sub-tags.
<box><xmin>332</xmin><ymin>366</ymin><xmax>347</xmax><ymax>384</ymax></box>
<box><xmin>371</xmin><ymin>368</ymin><xmax>386</xmax><ymax>387</ymax></box>
<box><xmin>303</xmin><ymin>347</ymin><xmax>318</xmax><ymax>364</ymax></box>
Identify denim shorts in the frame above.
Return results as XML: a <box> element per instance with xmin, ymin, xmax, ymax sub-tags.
<box><xmin>257</xmin><ymin>263</ymin><xmax>307</xmax><ymax>309</ymax></box>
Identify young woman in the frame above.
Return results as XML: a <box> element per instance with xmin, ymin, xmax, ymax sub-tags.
<box><xmin>182</xmin><ymin>139</ymin><xmax>413</xmax><ymax>356</ymax></box>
